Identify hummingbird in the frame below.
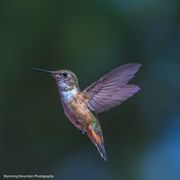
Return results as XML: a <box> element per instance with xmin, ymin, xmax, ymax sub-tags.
<box><xmin>32</xmin><ymin>63</ymin><xmax>141</xmax><ymax>161</ymax></box>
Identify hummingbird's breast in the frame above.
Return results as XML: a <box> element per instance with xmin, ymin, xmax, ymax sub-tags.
<box><xmin>61</xmin><ymin>90</ymin><xmax>94</xmax><ymax>131</ymax></box>
<box><xmin>56</xmin><ymin>80</ymin><xmax>95</xmax><ymax>131</ymax></box>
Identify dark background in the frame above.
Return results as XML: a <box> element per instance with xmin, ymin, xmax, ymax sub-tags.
<box><xmin>1</xmin><ymin>1</ymin><xmax>180</xmax><ymax>180</ymax></box>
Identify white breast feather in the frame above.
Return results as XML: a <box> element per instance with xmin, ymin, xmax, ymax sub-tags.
<box><xmin>61</xmin><ymin>88</ymin><xmax>78</xmax><ymax>103</ymax></box>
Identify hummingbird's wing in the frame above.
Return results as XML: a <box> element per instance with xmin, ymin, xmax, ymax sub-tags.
<box><xmin>83</xmin><ymin>63</ymin><xmax>141</xmax><ymax>114</ymax></box>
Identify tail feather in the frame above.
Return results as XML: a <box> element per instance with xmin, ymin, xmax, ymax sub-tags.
<box><xmin>95</xmin><ymin>141</ymin><xmax>107</xmax><ymax>161</ymax></box>
<box><xmin>87</xmin><ymin>123</ymin><xmax>107</xmax><ymax>161</ymax></box>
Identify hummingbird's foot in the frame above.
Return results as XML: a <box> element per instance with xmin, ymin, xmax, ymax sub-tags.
<box><xmin>80</xmin><ymin>129</ymin><xmax>86</xmax><ymax>135</ymax></box>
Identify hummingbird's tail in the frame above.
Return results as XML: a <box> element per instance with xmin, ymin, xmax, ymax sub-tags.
<box><xmin>87</xmin><ymin>123</ymin><xmax>107</xmax><ymax>161</ymax></box>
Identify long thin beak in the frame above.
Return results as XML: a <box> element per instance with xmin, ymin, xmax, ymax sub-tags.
<box><xmin>31</xmin><ymin>68</ymin><xmax>54</xmax><ymax>74</ymax></box>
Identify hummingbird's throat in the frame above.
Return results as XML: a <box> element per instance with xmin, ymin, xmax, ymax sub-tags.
<box><xmin>57</xmin><ymin>80</ymin><xmax>76</xmax><ymax>91</ymax></box>
<box><xmin>60</xmin><ymin>88</ymin><xmax>79</xmax><ymax>103</ymax></box>
<box><xmin>56</xmin><ymin>80</ymin><xmax>80</xmax><ymax>103</ymax></box>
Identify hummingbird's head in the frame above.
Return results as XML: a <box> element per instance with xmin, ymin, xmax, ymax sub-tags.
<box><xmin>31</xmin><ymin>68</ymin><xmax>79</xmax><ymax>91</ymax></box>
<box><xmin>52</xmin><ymin>70</ymin><xmax>79</xmax><ymax>91</ymax></box>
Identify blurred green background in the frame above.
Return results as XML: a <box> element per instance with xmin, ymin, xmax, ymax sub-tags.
<box><xmin>1</xmin><ymin>0</ymin><xmax>180</xmax><ymax>180</ymax></box>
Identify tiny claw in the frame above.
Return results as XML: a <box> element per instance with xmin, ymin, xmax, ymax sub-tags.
<box><xmin>80</xmin><ymin>130</ymin><xmax>86</xmax><ymax>135</ymax></box>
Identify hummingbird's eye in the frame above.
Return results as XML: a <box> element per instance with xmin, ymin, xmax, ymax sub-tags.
<box><xmin>62</xmin><ymin>72</ymin><xmax>68</xmax><ymax>78</ymax></box>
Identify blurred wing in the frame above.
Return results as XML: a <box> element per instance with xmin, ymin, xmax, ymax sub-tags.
<box><xmin>83</xmin><ymin>63</ymin><xmax>141</xmax><ymax>114</ymax></box>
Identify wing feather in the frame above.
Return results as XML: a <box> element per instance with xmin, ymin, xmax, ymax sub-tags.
<box><xmin>83</xmin><ymin>63</ymin><xmax>141</xmax><ymax>114</ymax></box>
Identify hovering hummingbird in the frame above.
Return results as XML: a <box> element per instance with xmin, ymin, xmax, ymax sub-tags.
<box><xmin>32</xmin><ymin>63</ymin><xmax>141</xmax><ymax>161</ymax></box>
